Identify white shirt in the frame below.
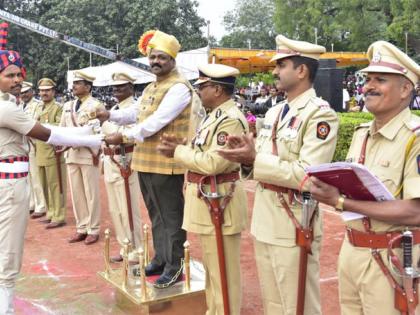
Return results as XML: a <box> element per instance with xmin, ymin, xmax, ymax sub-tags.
<box><xmin>255</xmin><ymin>96</ymin><xmax>269</xmax><ymax>104</ymax></box>
<box><xmin>342</xmin><ymin>89</ymin><xmax>350</xmax><ymax>110</ymax></box>
<box><xmin>109</xmin><ymin>83</ymin><xmax>191</xmax><ymax>142</ymax></box>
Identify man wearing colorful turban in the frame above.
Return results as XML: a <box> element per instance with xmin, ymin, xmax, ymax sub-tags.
<box><xmin>0</xmin><ymin>50</ymin><xmax>110</xmax><ymax>313</ymax></box>
<box><xmin>96</xmin><ymin>30</ymin><xmax>195</xmax><ymax>288</ymax></box>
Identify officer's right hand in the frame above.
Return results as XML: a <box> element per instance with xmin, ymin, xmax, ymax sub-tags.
<box><xmin>95</xmin><ymin>109</ymin><xmax>110</xmax><ymax>124</ymax></box>
<box><xmin>104</xmin><ymin>132</ymin><xmax>123</xmax><ymax>145</ymax></box>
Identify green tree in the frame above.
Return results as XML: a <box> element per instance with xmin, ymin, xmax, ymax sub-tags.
<box><xmin>220</xmin><ymin>0</ymin><xmax>276</xmax><ymax>49</ymax></box>
<box><xmin>273</xmin><ymin>0</ymin><xmax>394</xmax><ymax>52</ymax></box>
<box><xmin>387</xmin><ymin>0</ymin><xmax>420</xmax><ymax>61</ymax></box>
<box><xmin>0</xmin><ymin>0</ymin><xmax>207</xmax><ymax>89</ymax></box>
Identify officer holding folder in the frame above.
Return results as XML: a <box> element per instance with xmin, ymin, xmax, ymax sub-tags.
<box><xmin>310</xmin><ymin>41</ymin><xmax>420</xmax><ymax>315</ymax></box>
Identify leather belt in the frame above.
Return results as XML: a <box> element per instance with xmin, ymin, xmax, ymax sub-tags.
<box><xmin>260</xmin><ymin>182</ymin><xmax>290</xmax><ymax>194</ymax></box>
<box><xmin>103</xmin><ymin>145</ymin><xmax>134</xmax><ymax>156</ymax></box>
<box><xmin>186</xmin><ymin>171</ymin><xmax>240</xmax><ymax>185</ymax></box>
<box><xmin>347</xmin><ymin>228</ymin><xmax>420</xmax><ymax>249</ymax></box>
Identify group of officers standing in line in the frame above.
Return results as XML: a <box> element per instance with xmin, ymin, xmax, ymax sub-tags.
<box><xmin>0</xmin><ymin>26</ymin><xmax>419</xmax><ymax>315</ymax></box>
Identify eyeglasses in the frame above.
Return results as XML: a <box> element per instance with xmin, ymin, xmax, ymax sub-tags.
<box><xmin>197</xmin><ymin>83</ymin><xmax>216</xmax><ymax>91</ymax></box>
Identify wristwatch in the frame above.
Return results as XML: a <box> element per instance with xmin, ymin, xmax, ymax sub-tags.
<box><xmin>335</xmin><ymin>195</ymin><xmax>345</xmax><ymax>212</ymax></box>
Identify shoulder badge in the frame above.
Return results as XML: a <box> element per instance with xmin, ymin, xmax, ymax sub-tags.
<box><xmin>316</xmin><ymin>121</ymin><xmax>331</xmax><ymax>140</ymax></box>
<box><xmin>217</xmin><ymin>131</ymin><xmax>228</xmax><ymax>146</ymax></box>
<box><xmin>215</xmin><ymin>109</ymin><xmax>222</xmax><ymax>118</ymax></box>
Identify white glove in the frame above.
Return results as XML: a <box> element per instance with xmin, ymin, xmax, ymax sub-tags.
<box><xmin>47</xmin><ymin>128</ymin><xmax>103</xmax><ymax>149</ymax></box>
<box><xmin>42</xmin><ymin>124</ymin><xmax>94</xmax><ymax>136</ymax></box>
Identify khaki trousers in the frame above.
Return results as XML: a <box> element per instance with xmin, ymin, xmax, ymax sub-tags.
<box><xmin>67</xmin><ymin>163</ymin><xmax>100</xmax><ymax>235</ymax></box>
<box><xmin>199</xmin><ymin>233</ymin><xmax>242</xmax><ymax>315</ymax></box>
<box><xmin>38</xmin><ymin>163</ymin><xmax>66</xmax><ymax>223</ymax></box>
<box><xmin>338</xmin><ymin>237</ymin><xmax>420</xmax><ymax>315</ymax></box>
<box><xmin>254</xmin><ymin>238</ymin><xmax>322</xmax><ymax>315</ymax></box>
<box><xmin>28</xmin><ymin>150</ymin><xmax>46</xmax><ymax>214</ymax></box>
<box><xmin>104</xmin><ymin>171</ymin><xmax>142</xmax><ymax>250</ymax></box>
<box><xmin>0</xmin><ymin>178</ymin><xmax>30</xmax><ymax>288</ymax></box>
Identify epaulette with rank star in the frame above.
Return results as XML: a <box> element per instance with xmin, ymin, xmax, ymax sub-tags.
<box><xmin>313</xmin><ymin>97</ymin><xmax>331</xmax><ymax>110</ymax></box>
<box><xmin>354</xmin><ymin>121</ymin><xmax>372</xmax><ymax>131</ymax></box>
<box><xmin>406</xmin><ymin>119</ymin><xmax>420</xmax><ymax>136</ymax></box>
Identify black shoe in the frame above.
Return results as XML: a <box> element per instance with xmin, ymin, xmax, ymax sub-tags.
<box><xmin>153</xmin><ymin>270</ymin><xmax>182</xmax><ymax>289</ymax></box>
<box><xmin>145</xmin><ymin>263</ymin><xmax>165</xmax><ymax>276</ymax></box>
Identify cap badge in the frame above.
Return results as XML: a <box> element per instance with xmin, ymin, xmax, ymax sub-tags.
<box><xmin>8</xmin><ymin>54</ymin><xmax>15</xmax><ymax>62</ymax></box>
<box><xmin>372</xmin><ymin>52</ymin><xmax>381</xmax><ymax>63</ymax></box>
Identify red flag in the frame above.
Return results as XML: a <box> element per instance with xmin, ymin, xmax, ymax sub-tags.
<box><xmin>0</xmin><ymin>22</ymin><xmax>9</xmax><ymax>50</ymax></box>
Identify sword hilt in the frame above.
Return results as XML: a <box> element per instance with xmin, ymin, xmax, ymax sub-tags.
<box><xmin>302</xmin><ymin>192</ymin><xmax>311</xmax><ymax>201</ymax></box>
<box><xmin>119</xmin><ymin>144</ymin><xmax>127</xmax><ymax>168</ymax></box>
<box><xmin>402</xmin><ymin>231</ymin><xmax>414</xmax><ymax>275</ymax></box>
<box><xmin>301</xmin><ymin>192</ymin><xmax>312</xmax><ymax>228</ymax></box>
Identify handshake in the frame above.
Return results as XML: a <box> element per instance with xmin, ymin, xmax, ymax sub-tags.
<box><xmin>77</xmin><ymin>108</ymin><xmax>110</xmax><ymax>126</ymax></box>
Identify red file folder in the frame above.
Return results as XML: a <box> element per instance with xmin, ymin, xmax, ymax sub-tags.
<box><xmin>305</xmin><ymin>162</ymin><xmax>393</xmax><ymax>202</ymax></box>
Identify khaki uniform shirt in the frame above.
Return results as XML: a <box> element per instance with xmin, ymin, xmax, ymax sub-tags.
<box><xmin>102</xmin><ymin>96</ymin><xmax>136</xmax><ymax>183</ymax></box>
<box><xmin>175</xmin><ymin>99</ymin><xmax>249</xmax><ymax>235</ymax></box>
<box><xmin>23</xmin><ymin>97</ymin><xmax>42</xmax><ymax>119</ymax></box>
<box><xmin>23</xmin><ymin>97</ymin><xmax>42</xmax><ymax>152</ymax></box>
<box><xmin>345</xmin><ymin>107</ymin><xmax>420</xmax><ymax>232</ymax></box>
<box><xmin>250</xmin><ymin>88</ymin><xmax>339</xmax><ymax>246</ymax></box>
<box><xmin>60</xmin><ymin>95</ymin><xmax>104</xmax><ymax>165</ymax></box>
<box><xmin>0</xmin><ymin>92</ymin><xmax>35</xmax><ymax>159</ymax></box>
<box><xmin>35</xmin><ymin>100</ymin><xmax>63</xmax><ymax>167</ymax></box>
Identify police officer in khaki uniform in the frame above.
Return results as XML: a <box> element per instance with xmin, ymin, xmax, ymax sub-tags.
<box><xmin>20</xmin><ymin>81</ymin><xmax>47</xmax><ymax>217</ymax></box>
<box><xmin>102</xmin><ymin>72</ymin><xmax>142</xmax><ymax>262</ymax></box>
<box><xmin>35</xmin><ymin>78</ymin><xmax>67</xmax><ymax>229</ymax></box>
<box><xmin>158</xmin><ymin>64</ymin><xmax>248</xmax><ymax>314</ymax></box>
<box><xmin>218</xmin><ymin>35</ymin><xmax>339</xmax><ymax>315</ymax></box>
<box><xmin>310</xmin><ymin>42</ymin><xmax>420</xmax><ymax>315</ymax></box>
<box><xmin>60</xmin><ymin>70</ymin><xmax>105</xmax><ymax>245</ymax></box>
<box><xmin>0</xmin><ymin>51</ymin><xmax>111</xmax><ymax>313</ymax></box>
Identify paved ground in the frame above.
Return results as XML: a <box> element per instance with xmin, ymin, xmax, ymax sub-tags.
<box><xmin>15</xmin><ymin>179</ymin><xmax>343</xmax><ymax>314</ymax></box>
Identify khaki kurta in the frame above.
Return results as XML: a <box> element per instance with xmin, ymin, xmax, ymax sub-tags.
<box><xmin>60</xmin><ymin>95</ymin><xmax>104</xmax><ymax>235</ymax></box>
<box><xmin>35</xmin><ymin>100</ymin><xmax>66</xmax><ymax>223</ymax></box>
<box><xmin>102</xmin><ymin>96</ymin><xmax>142</xmax><ymax>253</ymax></box>
<box><xmin>0</xmin><ymin>92</ymin><xmax>35</xmax><ymax>288</ymax></box>
<box><xmin>249</xmin><ymin>88</ymin><xmax>339</xmax><ymax>315</ymax></box>
<box><xmin>339</xmin><ymin>107</ymin><xmax>420</xmax><ymax>315</ymax></box>
<box><xmin>23</xmin><ymin>97</ymin><xmax>47</xmax><ymax>214</ymax></box>
<box><xmin>174</xmin><ymin>99</ymin><xmax>249</xmax><ymax>315</ymax></box>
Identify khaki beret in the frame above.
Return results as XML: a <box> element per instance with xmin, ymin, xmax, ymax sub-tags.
<box><xmin>73</xmin><ymin>70</ymin><xmax>95</xmax><ymax>83</ymax></box>
<box><xmin>360</xmin><ymin>41</ymin><xmax>420</xmax><ymax>86</ymax></box>
<box><xmin>194</xmin><ymin>64</ymin><xmax>240</xmax><ymax>86</ymax></box>
<box><xmin>21</xmin><ymin>81</ymin><xmax>33</xmax><ymax>93</ymax></box>
<box><xmin>38</xmin><ymin>78</ymin><xmax>56</xmax><ymax>90</ymax></box>
<box><xmin>111</xmin><ymin>72</ymin><xmax>135</xmax><ymax>85</ymax></box>
<box><xmin>270</xmin><ymin>35</ymin><xmax>326</xmax><ymax>62</ymax></box>
<box><xmin>138</xmin><ymin>30</ymin><xmax>180</xmax><ymax>59</ymax></box>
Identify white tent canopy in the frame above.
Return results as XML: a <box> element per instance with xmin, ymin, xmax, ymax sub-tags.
<box><xmin>67</xmin><ymin>47</ymin><xmax>209</xmax><ymax>88</ymax></box>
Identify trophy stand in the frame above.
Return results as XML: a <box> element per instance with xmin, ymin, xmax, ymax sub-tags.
<box><xmin>97</xmin><ymin>226</ymin><xmax>206</xmax><ymax>314</ymax></box>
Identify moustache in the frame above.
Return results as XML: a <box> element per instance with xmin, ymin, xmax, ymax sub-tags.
<box><xmin>151</xmin><ymin>63</ymin><xmax>162</xmax><ymax>69</ymax></box>
<box><xmin>12</xmin><ymin>84</ymin><xmax>22</xmax><ymax>89</ymax></box>
<box><xmin>364</xmin><ymin>91</ymin><xmax>381</xmax><ymax>97</ymax></box>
